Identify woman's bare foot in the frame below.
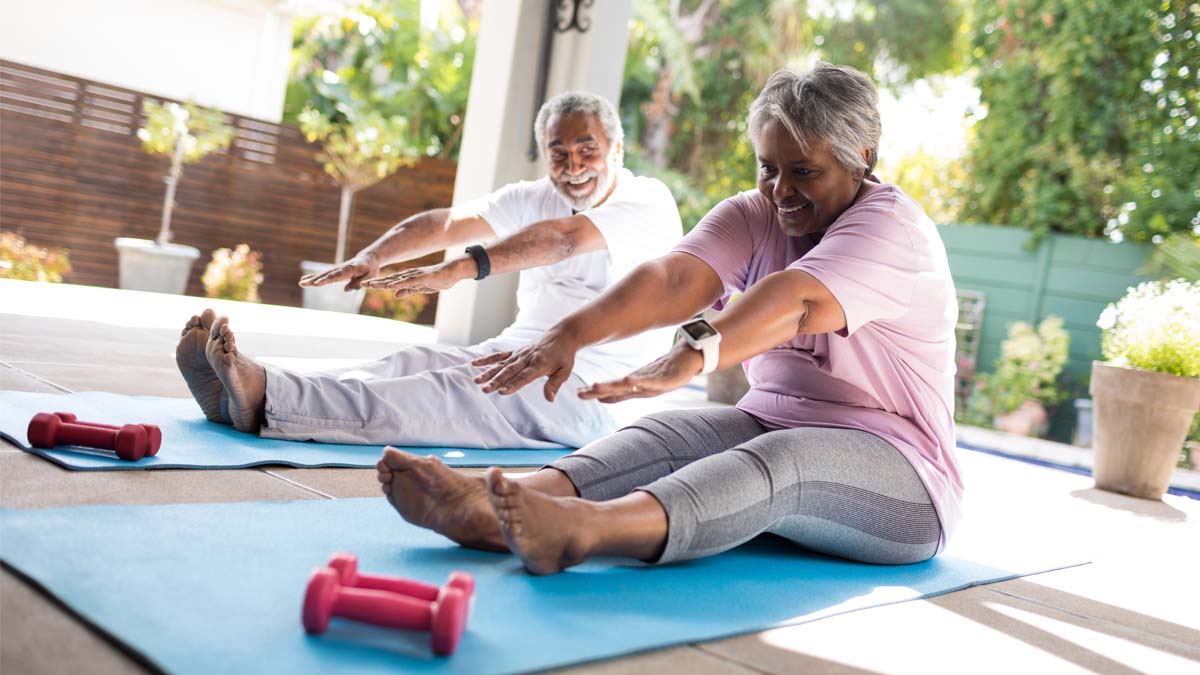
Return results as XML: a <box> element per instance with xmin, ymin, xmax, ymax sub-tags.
<box><xmin>205</xmin><ymin>315</ymin><xmax>267</xmax><ymax>434</ymax></box>
<box><xmin>176</xmin><ymin>309</ymin><xmax>230</xmax><ymax>424</ymax></box>
<box><xmin>485</xmin><ymin>467</ymin><xmax>595</xmax><ymax>575</ymax></box>
<box><xmin>376</xmin><ymin>448</ymin><xmax>507</xmax><ymax>552</ymax></box>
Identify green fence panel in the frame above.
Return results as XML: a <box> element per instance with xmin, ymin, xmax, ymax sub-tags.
<box><xmin>939</xmin><ymin>224</ymin><xmax>1152</xmax><ymax>383</ymax></box>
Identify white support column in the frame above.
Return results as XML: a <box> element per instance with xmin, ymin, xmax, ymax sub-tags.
<box><xmin>435</xmin><ymin>0</ymin><xmax>632</xmax><ymax>346</ymax></box>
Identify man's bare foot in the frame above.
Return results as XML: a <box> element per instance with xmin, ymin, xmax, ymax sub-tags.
<box><xmin>205</xmin><ymin>315</ymin><xmax>267</xmax><ymax>434</ymax></box>
<box><xmin>176</xmin><ymin>309</ymin><xmax>230</xmax><ymax>424</ymax></box>
<box><xmin>376</xmin><ymin>448</ymin><xmax>507</xmax><ymax>552</ymax></box>
<box><xmin>485</xmin><ymin>467</ymin><xmax>594</xmax><ymax>575</ymax></box>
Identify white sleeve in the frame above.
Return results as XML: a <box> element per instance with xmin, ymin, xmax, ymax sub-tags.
<box><xmin>448</xmin><ymin>181</ymin><xmax>534</xmax><ymax>238</ymax></box>
<box><xmin>580</xmin><ymin>177</ymin><xmax>683</xmax><ymax>277</ymax></box>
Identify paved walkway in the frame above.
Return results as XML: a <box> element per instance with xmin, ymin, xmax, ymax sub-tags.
<box><xmin>2</xmin><ymin>280</ymin><xmax>1198</xmax><ymax>674</ymax></box>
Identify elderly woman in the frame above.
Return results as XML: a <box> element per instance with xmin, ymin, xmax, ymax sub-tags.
<box><xmin>378</xmin><ymin>63</ymin><xmax>962</xmax><ymax>575</ymax></box>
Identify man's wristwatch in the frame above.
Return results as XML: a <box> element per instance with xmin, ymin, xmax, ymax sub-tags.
<box><xmin>676</xmin><ymin>318</ymin><xmax>722</xmax><ymax>375</ymax></box>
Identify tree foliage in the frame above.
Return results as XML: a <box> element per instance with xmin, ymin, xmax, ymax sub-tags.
<box><xmin>621</xmin><ymin>0</ymin><xmax>966</xmax><ymax>230</ymax></box>
<box><xmin>285</xmin><ymin>1</ymin><xmax>477</xmax><ymax>161</ymax></box>
<box><xmin>962</xmin><ymin>0</ymin><xmax>1200</xmax><ymax>243</ymax></box>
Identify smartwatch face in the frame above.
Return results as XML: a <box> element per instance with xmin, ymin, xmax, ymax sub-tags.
<box><xmin>682</xmin><ymin>320</ymin><xmax>717</xmax><ymax>340</ymax></box>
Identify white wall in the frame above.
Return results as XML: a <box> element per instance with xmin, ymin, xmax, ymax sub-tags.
<box><xmin>0</xmin><ymin>0</ymin><xmax>294</xmax><ymax>121</ymax></box>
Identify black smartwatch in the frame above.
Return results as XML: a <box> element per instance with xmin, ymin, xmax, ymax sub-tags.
<box><xmin>464</xmin><ymin>245</ymin><xmax>490</xmax><ymax>280</ymax></box>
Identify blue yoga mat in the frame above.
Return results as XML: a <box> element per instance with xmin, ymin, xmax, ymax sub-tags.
<box><xmin>0</xmin><ymin>497</ymin><xmax>1084</xmax><ymax>675</ymax></box>
<box><xmin>0</xmin><ymin>391</ymin><xmax>570</xmax><ymax>470</ymax></box>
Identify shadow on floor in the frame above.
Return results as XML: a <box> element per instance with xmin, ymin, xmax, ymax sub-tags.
<box><xmin>1069</xmin><ymin>487</ymin><xmax>1189</xmax><ymax>523</ymax></box>
<box><xmin>935</xmin><ymin>577</ymin><xmax>1200</xmax><ymax>673</ymax></box>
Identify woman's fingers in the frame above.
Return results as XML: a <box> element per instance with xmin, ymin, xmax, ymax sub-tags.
<box><xmin>543</xmin><ymin>367</ymin><xmax>571</xmax><ymax>402</ymax></box>
<box><xmin>482</xmin><ymin>355</ymin><xmax>551</xmax><ymax>394</ymax></box>
<box><xmin>471</xmin><ymin>351</ymin><xmax>513</xmax><ymax>368</ymax></box>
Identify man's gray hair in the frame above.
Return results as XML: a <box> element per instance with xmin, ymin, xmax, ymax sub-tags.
<box><xmin>533</xmin><ymin>91</ymin><xmax>624</xmax><ymax>162</ymax></box>
<box><xmin>747</xmin><ymin>63</ymin><xmax>881</xmax><ymax>176</ymax></box>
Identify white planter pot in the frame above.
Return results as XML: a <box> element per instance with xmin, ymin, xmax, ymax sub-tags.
<box><xmin>299</xmin><ymin>260</ymin><xmax>365</xmax><ymax>314</ymax></box>
<box><xmin>114</xmin><ymin>237</ymin><xmax>200</xmax><ymax>295</ymax></box>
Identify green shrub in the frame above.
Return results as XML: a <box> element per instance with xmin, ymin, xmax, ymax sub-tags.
<box><xmin>0</xmin><ymin>230</ymin><xmax>71</xmax><ymax>282</ymax></box>
<box><xmin>963</xmin><ymin>316</ymin><xmax>1070</xmax><ymax>425</ymax></box>
<box><xmin>360</xmin><ymin>289</ymin><xmax>429</xmax><ymax>323</ymax></box>
<box><xmin>1098</xmin><ymin>280</ymin><xmax>1200</xmax><ymax>378</ymax></box>
<box><xmin>202</xmin><ymin>244</ymin><xmax>263</xmax><ymax>303</ymax></box>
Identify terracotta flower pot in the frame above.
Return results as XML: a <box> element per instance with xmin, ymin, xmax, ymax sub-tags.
<box><xmin>993</xmin><ymin>399</ymin><xmax>1049</xmax><ymax>437</ymax></box>
<box><xmin>1090</xmin><ymin>361</ymin><xmax>1200</xmax><ymax>500</ymax></box>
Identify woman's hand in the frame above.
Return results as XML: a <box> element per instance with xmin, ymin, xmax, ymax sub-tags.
<box><xmin>362</xmin><ymin>259</ymin><xmax>473</xmax><ymax>297</ymax></box>
<box><xmin>299</xmin><ymin>254</ymin><xmax>380</xmax><ymax>291</ymax></box>
<box><xmin>578</xmin><ymin>344</ymin><xmax>704</xmax><ymax>403</ymax></box>
<box><xmin>472</xmin><ymin>328</ymin><xmax>583</xmax><ymax>402</ymax></box>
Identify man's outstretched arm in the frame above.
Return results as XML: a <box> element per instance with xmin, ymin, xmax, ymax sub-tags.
<box><xmin>298</xmin><ymin>208</ymin><xmax>495</xmax><ymax>291</ymax></box>
<box><xmin>361</xmin><ymin>215</ymin><xmax>606</xmax><ymax>294</ymax></box>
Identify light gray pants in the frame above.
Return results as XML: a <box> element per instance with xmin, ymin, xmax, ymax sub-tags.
<box><xmin>260</xmin><ymin>342</ymin><xmax>616</xmax><ymax>449</ymax></box>
<box><xmin>551</xmin><ymin>407</ymin><xmax>941</xmax><ymax>564</ymax></box>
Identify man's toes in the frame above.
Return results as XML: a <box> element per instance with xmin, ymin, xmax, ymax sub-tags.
<box><xmin>199</xmin><ymin>308</ymin><xmax>216</xmax><ymax>328</ymax></box>
<box><xmin>209</xmin><ymin>316</ymin><xmax>229</xmax><ymax>341</ymax></box>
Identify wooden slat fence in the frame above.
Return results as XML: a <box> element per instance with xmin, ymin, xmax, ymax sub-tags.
<box><xmin>0</xmin><ymin>58</ymin><xmax>457</xmax><ymax>318</ymax></box>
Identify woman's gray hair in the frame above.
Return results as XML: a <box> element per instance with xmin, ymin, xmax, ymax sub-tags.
<box><xmin>747</xmin><ymin>63</ymin><xmax>881</xmax><ymax>176</ymax></box>
<box><xmin>534</xmin><ymin>91</ymin><xmax>624</xmax><ymax>163</ymax></box>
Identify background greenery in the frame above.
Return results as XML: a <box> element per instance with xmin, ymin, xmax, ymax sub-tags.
<box><xmin>285</xmin><ymin>0</ymin><xmax>1198</xmax><ymax>246</ymax></box>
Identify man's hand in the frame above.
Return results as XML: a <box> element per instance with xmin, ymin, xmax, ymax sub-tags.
<box><xmin>362</xmin><ymin>258</ymin><xmax>473</xmax><ymax>297</ymax></box>
<box><xmin>298</xmin><ymin>254</ymin><xmax>380</xmax><ymax>291</ymax></box>
<box><xmin>577</xmin><ymin>343</ymin><xmax>703</xmax><ymax>404</ymax></box>
<box><xmin>471</xmin><ymin>328</ymin><xmax>583</xmax><ymax>402</ymax></box>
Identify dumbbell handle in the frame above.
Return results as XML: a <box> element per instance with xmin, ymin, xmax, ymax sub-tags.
<box><xmin>352</xmin><ymin>573</ymin><xmax>443</xmax><ymax>600</ymax></box>
<box><xmin>52</xmin><ymin>413</ymin><xmax>160</xmax><ymax>457</ymax></box>
<box><xmin>331</xmin><ymin>586</ymin><xmax>434</xmax><ymax>631</ymax></box>
<box><xmin>40</xmin><ymin>419</ymin><xmax>124</xmax><ymax>450</ymax></box>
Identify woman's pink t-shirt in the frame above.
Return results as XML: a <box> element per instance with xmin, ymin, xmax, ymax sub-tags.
<box><xmin>674</xmin><ymin>183</ymin><xmax>963</xmax><ymax>548</ymax></box>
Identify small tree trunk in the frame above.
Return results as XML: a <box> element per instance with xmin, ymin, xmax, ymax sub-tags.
<box><xmin>335</xmin><ymin>186</ymin><xmax>355</xmax><ymax>264</ymax></box>
<box><xmin>156</xmin><ymin>134</ymin><xmax>188</xmax><ymax>246</ymax></box>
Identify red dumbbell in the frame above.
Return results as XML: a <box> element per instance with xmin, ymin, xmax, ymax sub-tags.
<box><xmin>326</xmin><ymin>553</ymin><xmax>474</xmax><ymax>603</ymax></box>
<box><xmin>51</xmin><ymin>412</ymin><xmax>161</xmax><ymax>457</ymax></box>
<box><xmin>27</xmin><ymin>412</ymin><xmax>151</xmax><ymax>461</ymax></box>
<box><xmin>303</xmin><ymin>567</ymin><xmax>468</xmax><ymax>656</ymax></box>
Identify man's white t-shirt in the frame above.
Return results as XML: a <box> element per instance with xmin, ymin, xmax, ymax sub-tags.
<box><xmin>451</xmin><ymin>168</ymin><xmax>683</xmax><ymax>384</ymax></box>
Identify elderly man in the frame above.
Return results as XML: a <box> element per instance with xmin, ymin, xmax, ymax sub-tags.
<box><xmin>175</xmin><ymin>91</ymin><xmax>682</xmax><ymax>450</ymax></box>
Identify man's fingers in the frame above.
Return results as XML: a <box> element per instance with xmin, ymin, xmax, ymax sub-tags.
<box><xmin>300</xmin><ymin>267</ymin><xmax>347</xmax><ymax>287</ymax></box>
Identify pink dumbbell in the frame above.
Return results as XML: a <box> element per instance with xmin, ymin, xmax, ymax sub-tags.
<box><xmin>326</xmin><ymin>553</ymin><xmax>474</xmax><ymax>603</ymax></box>
<box><xmin>27</xmin><ymin>412</ymin><xmax>151</xmax><ymax>461</ymax></box>
<box><xmin>302</xmin><ymin>567</ymin><xmax>469</xmax><ymax>656</ymax></box>
<box><xmin>51</xmin><ymin>412</ymin><xmax>161</xmax><ymax>457</ymax></box>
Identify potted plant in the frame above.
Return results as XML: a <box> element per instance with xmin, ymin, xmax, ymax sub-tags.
<box><xmin>964</xmin><ymin>316</ymin><xmax>1070</xmax><ymax>437</ymax></box>
<box><xmin>0</xmin><ymin>230</ymin><xmax>71</xmax><ymax>282</ymax></box>
<box><xmin>1091</xmin><ymin>280</ymin><xmax>1200</xmax><ymax>499</ymax></box>
<box><xmin>116</xmin><ymin>101</ymin><xmax>234</xmax><ymax>294</ymax></box>
<box><xmin>201</xmin><ymin>244</ymin><xmax>264</xmax><ymax>303</ymax></box>
<box><xmin>297</xmin><ymin>105</ymin><xmax>418</xmax><ymax>313</ymax></box>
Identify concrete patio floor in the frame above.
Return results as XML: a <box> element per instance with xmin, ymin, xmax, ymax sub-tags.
<box><xmin>1</xmin><ymin>279</ymin><xmax>1198</xmax><ymax>674</ymax></box>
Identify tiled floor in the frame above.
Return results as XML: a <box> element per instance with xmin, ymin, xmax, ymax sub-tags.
<box><xmin>2</xmin><ymin>280</ymin><xmax>1198</xmax><ymax>674</ymax></box>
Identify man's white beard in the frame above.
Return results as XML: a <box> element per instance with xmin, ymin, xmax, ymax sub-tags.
<box><xmin>556</xmin><ymin>154</ymin><xmax>619</xmax><ymax>211</ymax></box>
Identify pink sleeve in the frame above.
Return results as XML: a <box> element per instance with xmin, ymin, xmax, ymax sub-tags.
<box><xmin>672</xmin><ymin>194</ymin><xmax>756</xmax><ymax>303</ymax></box>
<box><xmin>789</xmin><ymin>208</ymin><xmax>919</xmax><ymax>336</ymax></box>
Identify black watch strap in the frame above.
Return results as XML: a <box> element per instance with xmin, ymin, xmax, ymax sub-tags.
<box><xmin>464</xmin><ymin>244</ymin><xmax>490</xmax><ymax>280</ymax></box>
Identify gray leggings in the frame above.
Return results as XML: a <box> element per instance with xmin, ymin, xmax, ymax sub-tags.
<box><xmin>550</xmin><ymin>407</ymin><xmax>941</xmax><ymax>565</ymax></box>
